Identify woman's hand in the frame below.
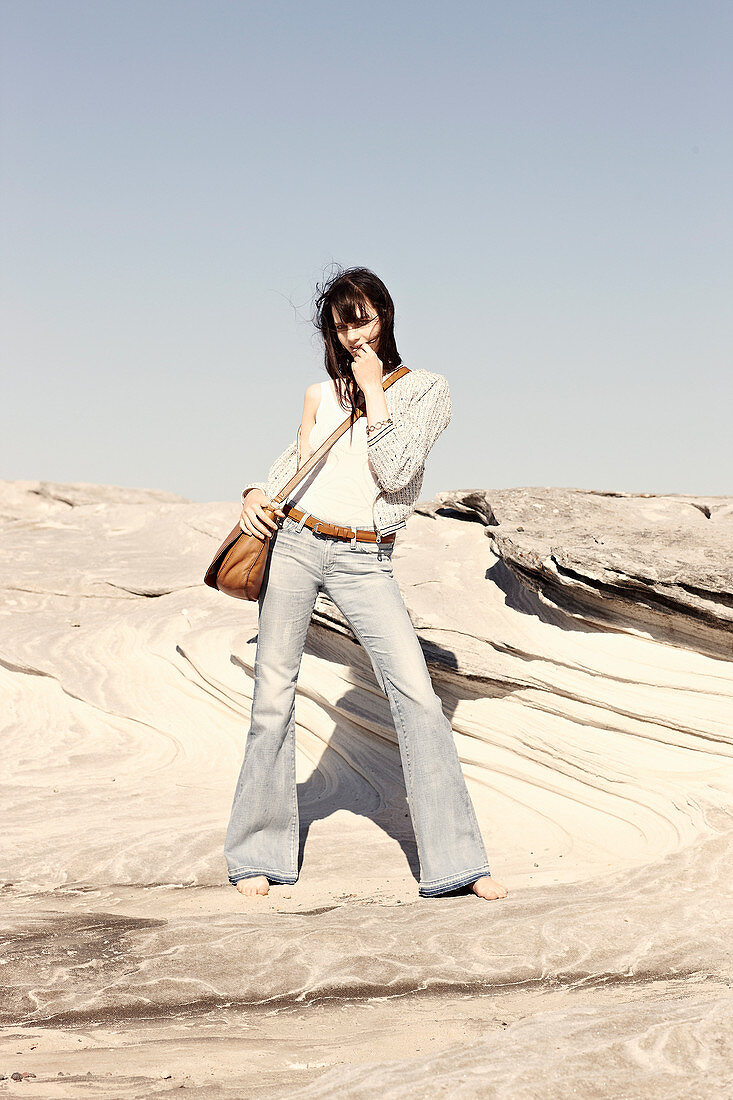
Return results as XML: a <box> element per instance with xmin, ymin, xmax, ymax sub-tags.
<box><xmin>350</xmin><ymin>338</ymin><xmax>383</xmax><ymax>394</ymax></box>
<box><xmin>239</xmin><ymin>489</ymin><xmax>286</xmax><ymax>540</ymax></box>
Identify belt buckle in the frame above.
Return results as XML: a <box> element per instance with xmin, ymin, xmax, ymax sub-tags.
<box><xmin>312</xmin><ymin>521</ymin><xmax>323</xmax><ymax>535</ymax></box>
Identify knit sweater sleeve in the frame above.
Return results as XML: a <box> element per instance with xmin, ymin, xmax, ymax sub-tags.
<box><xmin>367</xmin><ymin>375</ymin><xmax>452</xmax><ymax>492</ymax></box>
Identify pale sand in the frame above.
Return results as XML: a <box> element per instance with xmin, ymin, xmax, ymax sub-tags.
<box><xmin>1</xmin><ymin>479</ymin><xmax>731</xmax><ymax>1097</ymax></box>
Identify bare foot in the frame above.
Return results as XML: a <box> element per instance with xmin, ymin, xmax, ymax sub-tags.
<box><xmin>470</xmin><ymin>875</ymin><xmax>508</xmax><ymax>900</ymax></box>
<box><xmin>235</xmin><ymin>875</ymin><xmax>270</xmax><ymax>896</ymax></box>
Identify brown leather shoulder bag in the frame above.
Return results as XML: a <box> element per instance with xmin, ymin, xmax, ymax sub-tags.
<box><xmin>204</xmin><ymin>366</ymin><xmax>410</xmax><ymax>600</ymax></box>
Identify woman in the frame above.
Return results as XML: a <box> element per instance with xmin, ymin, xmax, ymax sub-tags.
<box><xmin>225</xmin><ymin>266</ymin><xmax>508</xmax><ymax>903</ymax></box>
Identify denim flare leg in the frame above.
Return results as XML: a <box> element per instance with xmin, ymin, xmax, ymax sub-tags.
<box><xmin>224</xmin><ymin>513</ymin><xmax>492</xmax><ymax>897</ymax></box>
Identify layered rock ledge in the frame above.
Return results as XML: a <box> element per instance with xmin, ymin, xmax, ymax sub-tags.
<box><xmin>420</xmin><ymin>487</ymin><xmax>733</xmax><ymax>659</ymax></box>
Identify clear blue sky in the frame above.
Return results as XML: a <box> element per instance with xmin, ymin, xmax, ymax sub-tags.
<box><xmin>2</xmin><ymin>0</ymin><xmax>731</xmax><ymax>502</ymax></box>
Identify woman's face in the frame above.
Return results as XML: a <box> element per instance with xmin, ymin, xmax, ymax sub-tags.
<box><xmin>331</xmin><ymin>300</ymin><xmax>382</xmax><ymax>358</ymax></box>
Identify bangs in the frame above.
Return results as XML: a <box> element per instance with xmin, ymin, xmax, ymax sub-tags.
<box><xmin>329</xmin><ymin>284</ymin><xmax>376</xmax><ymax>325</ymax></box>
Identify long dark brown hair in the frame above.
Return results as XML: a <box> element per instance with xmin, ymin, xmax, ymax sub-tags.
<box><xmin>312</xmin><ymin>265</ymin><xmax>402</xmax><ymax>427</ymax></box>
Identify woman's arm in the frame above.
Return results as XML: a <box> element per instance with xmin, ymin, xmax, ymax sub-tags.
<box><xmin>241</xmin><ymin>382</ymin><xmax>322</xmax><ymax>498</ymax></box>
<box><xmin>366</xmin><ymin>374</ymin><xmax>452</xmax><ymax>492</ymax></box>
<box><xmin>296</xmin><ymin>383</ymin><xmax>321</xmax><ymax>469</ymax></box>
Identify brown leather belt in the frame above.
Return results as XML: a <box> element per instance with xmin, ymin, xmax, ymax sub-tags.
<box><xmin>280</xmin><ymin>503</ymin><xmax>395</xmax><ymax>544</ymax></box>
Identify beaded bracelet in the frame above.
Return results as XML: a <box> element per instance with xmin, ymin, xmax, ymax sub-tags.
<box><xmin>366</xmin><ymin>417</ymin><xmax>393</xmax><ymax>436</ymax></box>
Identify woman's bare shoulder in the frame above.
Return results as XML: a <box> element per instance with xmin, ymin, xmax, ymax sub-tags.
<box><xmin>302</xmin><ymin>381</ymin><xmax>323</xmax><ymax>412</ymax></box>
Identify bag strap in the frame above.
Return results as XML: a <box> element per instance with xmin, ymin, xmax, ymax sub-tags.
<box><xmin>270</xmin><ymin>365</ymin><xmax>410</xmax><ymax>505</ymax></box>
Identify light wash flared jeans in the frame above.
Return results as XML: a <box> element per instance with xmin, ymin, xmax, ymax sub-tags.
<box><xmin>224</xmin><ymin>511</ymin><xmax>492</xmax><ymax>897</ymax></box>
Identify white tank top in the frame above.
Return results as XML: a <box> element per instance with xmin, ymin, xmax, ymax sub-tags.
<box><xmin>283</xmin><ymin>379</ymin><xmax>381</xmax><ymax>528</ymax></box>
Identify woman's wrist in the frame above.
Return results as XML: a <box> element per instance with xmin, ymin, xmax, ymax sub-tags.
<box><xmin>364</xmin><ymin>384</ymin><xmax>390</xmax><ymax>433</ymax></box>
<box><xmin>366</xmin><ymin>417</ymin><xmax>393</xmax><ymax>436</ymax></box>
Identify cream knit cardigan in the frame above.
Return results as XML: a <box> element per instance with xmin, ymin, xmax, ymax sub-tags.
<box><xmin>243</xmin><ymin>368</ymin><xmax>452</xmax><ymax>536</ymax></box>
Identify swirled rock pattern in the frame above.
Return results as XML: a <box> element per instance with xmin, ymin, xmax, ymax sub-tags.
<box><xmin>0</xmin><ymin>479</ymin><xmax>731</xmax><ymax>1098</ymax></box>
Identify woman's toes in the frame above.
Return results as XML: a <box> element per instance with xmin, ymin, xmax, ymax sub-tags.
<box><xmin>471</xmin><ymin>876</ymin><xmax>508</xmax><ymax>900</ymax></box>
<box><xmin>235</xmin><ymin>875</ymin><xmax>270</xmax><ymax>896</ymax></box>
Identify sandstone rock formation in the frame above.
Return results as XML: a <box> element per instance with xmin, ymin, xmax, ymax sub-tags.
<box><xmin>1</xmin><ymin>479</ymin><xmax>731</xmax><ymax>1097</ymax></box>
<box><xmin>423</xmin><ymin>486</ymin><xmax>733</xmax><ymax>659</ymax></box>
